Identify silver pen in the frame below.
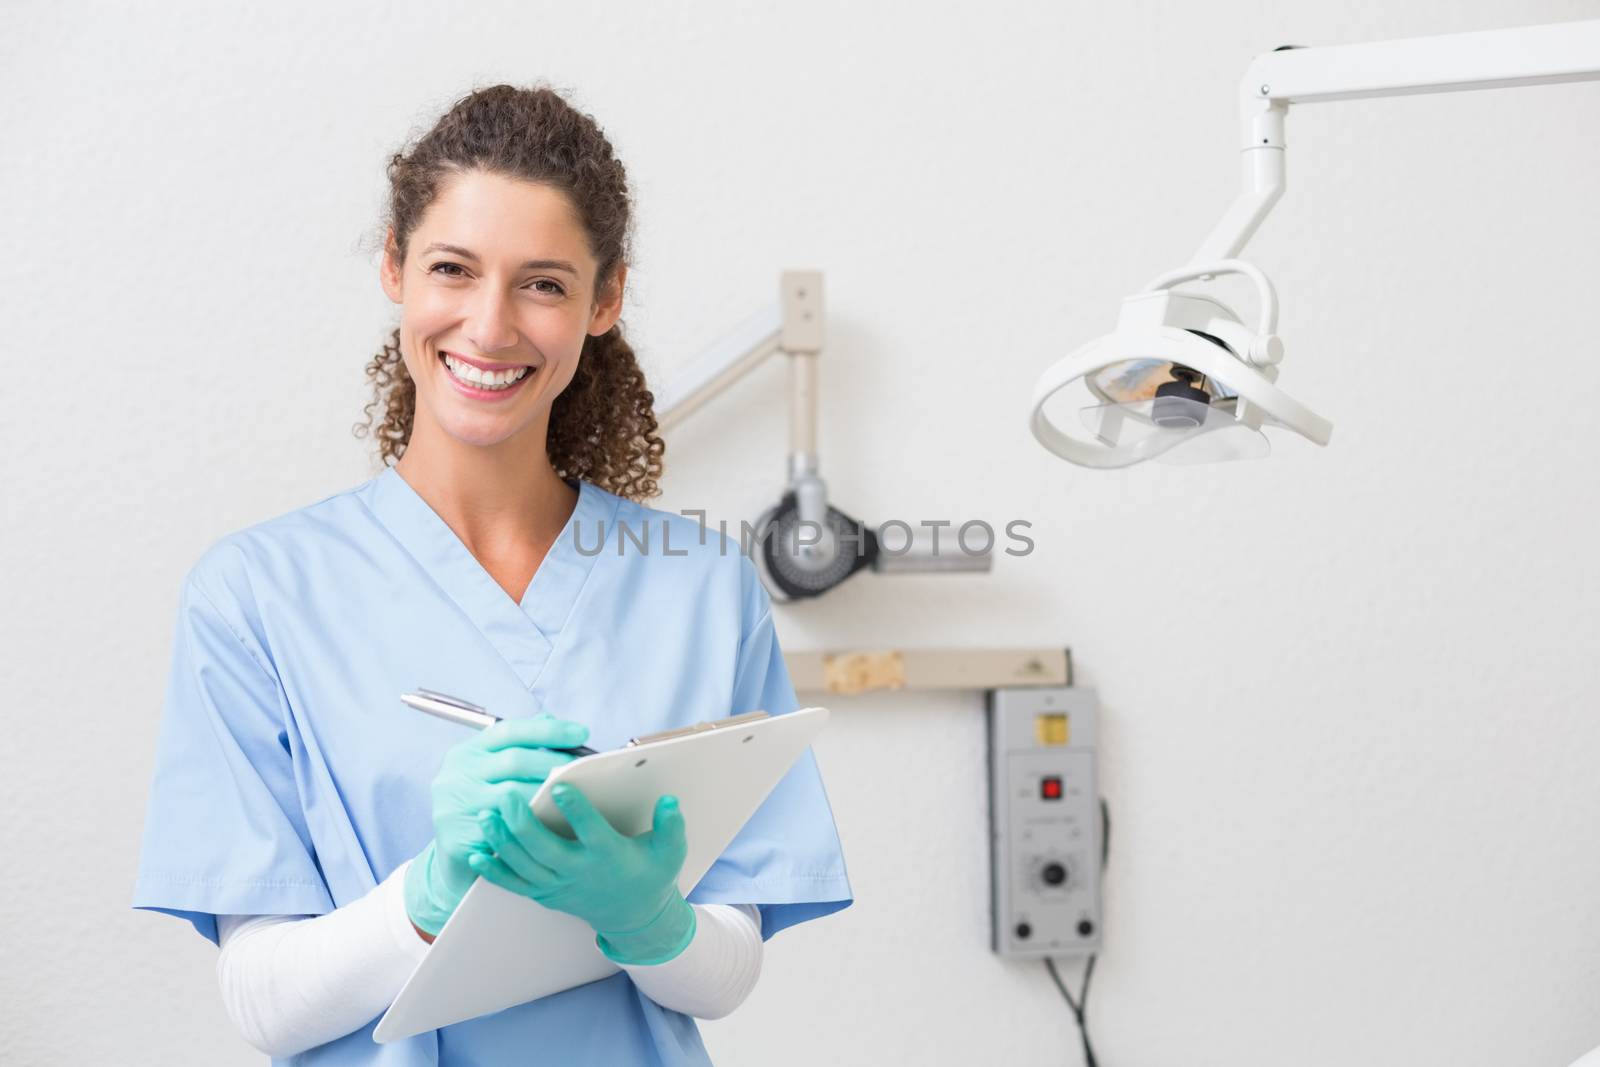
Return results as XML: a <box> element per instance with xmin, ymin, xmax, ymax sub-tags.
<box><xmin>400</xmin><ymin>688</ymin><xmax>598</xmax><ymax>755</ymax></box>
<box><xmin>401</xmin><ymin>688</ymin><xmax>770</xmax><ymax>750</ymax></box>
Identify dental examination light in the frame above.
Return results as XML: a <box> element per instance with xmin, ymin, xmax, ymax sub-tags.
<box><xmin>658</xmin><ymin>271</ymin><xmax>991</xmax><ymax>602</ymax></box>
<box><xmin>1031</xmin><ymin>19</ymin><xmax>1600</xmax><ymax>469</ymax></box>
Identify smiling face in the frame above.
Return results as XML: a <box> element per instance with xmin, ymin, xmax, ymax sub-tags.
<box><xmin>379</xmin><ymin>169</ymin><xmax>625</xmax><ymax>455</ymax></box>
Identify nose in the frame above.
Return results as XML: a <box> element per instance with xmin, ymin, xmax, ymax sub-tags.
<box><xmin>465</xmin><ymin>285</ymin><xmax>519</xmax><ymax>354</ymax></box>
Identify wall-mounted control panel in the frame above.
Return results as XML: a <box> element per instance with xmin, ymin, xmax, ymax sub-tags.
<box><xmin>987</xmin><ymin>686</ymin><xmax>1102</xmax><ymax>958</ymax></box>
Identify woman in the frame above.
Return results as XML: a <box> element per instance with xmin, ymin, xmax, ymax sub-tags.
<box><xmin>131</xmin><ymin>83</ymin><xmax>853</xmax><ymax>1064</ymax></box>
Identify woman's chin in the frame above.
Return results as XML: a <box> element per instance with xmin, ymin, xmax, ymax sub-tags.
<box><xmin>441</xmin><ymin>422</ymin><xmax>529</xmax><ymax>450</ymax></box>
<box><xmin>434</xmin><ymin>407</ymin><xmax>548</xmax><ymax>451</ymax></box>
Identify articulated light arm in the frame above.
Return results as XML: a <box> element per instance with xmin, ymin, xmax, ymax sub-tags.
<box><xmin>654</xmin><ymin>300</ymin><xmax>783</xmax><ymax>433</ymax></box>
<box><xmin>1034</xmin><ymin>18</ymin><xmax>1600</xmax><ymax>469</ymax></box>
<box><xmin>657</xmin><ymin>273</ymin><xmax>991</xmax><ymax>594</ymax></box>
<box><xmin>1191</xmin><ymin>19</ymin><xmax>1600</xmax><ymax>265</ymax></box>
<box><xmin>654</xmin><ymin>274</ymin><xmax>823</xmax><ymax>467</ymax></box>
<box><xmin>654</xmin><ymin>271</ymin><xmax>830</xmax><ymax>529</ymax></box>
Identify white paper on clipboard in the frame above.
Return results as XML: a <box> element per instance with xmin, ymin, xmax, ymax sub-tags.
<box><xmin>374</xmin><ymin>705</ymin><xmax>830</xmax><ymax>1043</ymax></box>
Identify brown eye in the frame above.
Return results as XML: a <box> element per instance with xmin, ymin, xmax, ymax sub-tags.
<box><xmin>428</xmin><ymin>262</ymin><xmax>467</xmax><ymax>277</ymax></box>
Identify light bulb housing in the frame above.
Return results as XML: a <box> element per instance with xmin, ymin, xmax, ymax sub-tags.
<box><xmin>1031</xmin><ymin>260</ymin><xmax>1332</xmax><ymax>469</ymax></box>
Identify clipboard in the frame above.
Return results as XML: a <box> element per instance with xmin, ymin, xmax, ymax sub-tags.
<box><xmin>374</xmin><ymin>705</ymin><xmax>830</xmax><ymax>1042</ymax></box>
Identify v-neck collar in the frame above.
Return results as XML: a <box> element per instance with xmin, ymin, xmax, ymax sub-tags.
<box><xmin>360</xmin><ymin>465</ymin><xmax>620</xmax><ymax>689</ymax></box>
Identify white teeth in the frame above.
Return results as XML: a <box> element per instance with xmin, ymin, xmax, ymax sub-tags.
<box><xmin>442</xmin><ymin>353</ymin><xmax>533</xmax><ymax>391</ymax></box>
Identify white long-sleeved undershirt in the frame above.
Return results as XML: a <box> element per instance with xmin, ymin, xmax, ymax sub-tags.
<box><xmin>214</xmin><ymin>860</ymin><xmax>763</xmax><ymax>1058</ymax></box>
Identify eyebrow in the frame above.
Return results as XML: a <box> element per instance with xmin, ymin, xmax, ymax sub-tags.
<box><xmin>420</xmin><ymin>242</ymin><xmax>580</xmax><ymax>276</ymax></box>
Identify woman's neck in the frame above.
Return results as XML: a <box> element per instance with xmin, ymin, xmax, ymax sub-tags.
<box><xmin>393</xmin><ymin>423</ymin><xmax>578</xmax><ymax>563</ymax></box>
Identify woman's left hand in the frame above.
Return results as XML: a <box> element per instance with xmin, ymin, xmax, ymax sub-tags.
<box><xmin>470</xmin><ymin>782</ymin><xmax>697</xmax><ymax>966</ymax></box>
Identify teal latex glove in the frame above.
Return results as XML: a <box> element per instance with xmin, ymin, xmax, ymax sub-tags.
<box><xmin>403</xmin><ymin>714</ymin><xmax>588</xmax><ymax>937</ymax></box>
<box><xmin>471</xmin><ymin>782</ymin><xmax>696</xmax><ymax>966</ymax></box>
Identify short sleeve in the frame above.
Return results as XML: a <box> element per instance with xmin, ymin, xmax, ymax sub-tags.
<box><xmin>684</xmin><ymin>556</ymin><xmax>854</xmax><ymax>940</ymax></box>
<box><xmin>131</xmin><ymin>560</ymin><xmax>334</xmax><ymax>945</ymax></box>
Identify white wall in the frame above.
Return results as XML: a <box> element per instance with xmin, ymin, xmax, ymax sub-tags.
<box><xmin>5</xmin><ymin>1</ymin><xmax>1600</xmax><ymax>1063</ymax></box>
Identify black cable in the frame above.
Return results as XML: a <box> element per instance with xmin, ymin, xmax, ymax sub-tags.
<box><xmin>1042</xmin><ymin>798</ymin><xmax>1111</xmax><ymax>1066</ymax></box>
<box><xmin>1045</xmin><ymin>954</ymin><xmax>1098</xmax><ymax>1066</ymax></box>
<box><xmin>1100</xmin><ymin>796</ymin><xmax>1110</xmax><ymax>869</ymax></box>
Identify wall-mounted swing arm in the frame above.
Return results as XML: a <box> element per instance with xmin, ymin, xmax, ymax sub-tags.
<box><xmin>659</xmin><ymin>271</ymin><xmax>992</xmax><ymax>602</ymax></box>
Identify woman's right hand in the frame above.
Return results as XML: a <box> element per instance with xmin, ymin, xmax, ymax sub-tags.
<box><xmin>403</xmin><ymin>713</ymin><xmax>590</xmax><ymax>937</ymax></box>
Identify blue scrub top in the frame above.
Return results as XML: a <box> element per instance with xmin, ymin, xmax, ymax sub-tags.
<box><xmin>132</xmin><ymin>467</ymin><xmax>854</xmax><ymax>1065</ymax></box>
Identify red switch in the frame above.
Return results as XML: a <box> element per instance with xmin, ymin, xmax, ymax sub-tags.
<box><xmin>1041</xmin><ymin>776</ymin><xmax>1063</xmax><ymax>800</ymax></box>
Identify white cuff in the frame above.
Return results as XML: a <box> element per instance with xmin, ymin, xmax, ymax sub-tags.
<box><xmin>214</xmin><ymin>860</ymin><xmax>427</xmax><ymax>1057</ymax></box>
<box><xmin>217</xmin><ymin>870</ymin><xmax>762</xmax><ymax>1047</ymax></box>
<box><xmin>617</xmin><ymin>903</ymin><xmax>764</xmax><ymax>1020</ymax></box>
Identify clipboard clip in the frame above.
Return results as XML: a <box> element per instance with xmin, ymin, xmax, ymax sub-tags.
<box><xmin>626</xmin><ymin>710</ymin><xmax>771</xmax><ymax>748</ymax></box>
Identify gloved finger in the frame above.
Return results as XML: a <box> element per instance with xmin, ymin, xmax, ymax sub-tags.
<box><xmin>478</xmin><ymin>715</ymin><xmax>589</xmax><ymax>753</ymax></box>
<box><xmin>497</xmin><ymin>789</ymin><xmax>580</xmax><ymax>870</ymax></box>
<box><xmin>477</xmin><ymin>810</ymin><xmax>565</xmax><ymax>888</ymax></box>
<box><xmin>448</xmin><ymin>780</ymin><xmax>533</xmax><ymax>818</ymax></box>
<box><xmin>476</xmin><ymin>746</ymin><xmax>575</xmax><ymax>783</ymax></box>
<box><xmin>649</xmin><ymin>795</ymin><xmax>688</xmax><ymax>863</ymax></box>
<box><xmin>550</xmin><ymin>783</ymin><xmax>622</xmax><ymax>851</ymax></box>
<box><xmin>431</xmin><ymin>828</ymin><xmax>495</xmax><ymax>874</ymax></box>
<box><xmin>466</xmin><ymin>850</ymin><xmax>545</xmax><ymax>899</ymax></box>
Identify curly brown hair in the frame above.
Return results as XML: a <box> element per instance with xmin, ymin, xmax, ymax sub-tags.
<box><xmin>354</xmin><ymin>83</ymin><xmax>664</xmax><ymax>501</ymax></box>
